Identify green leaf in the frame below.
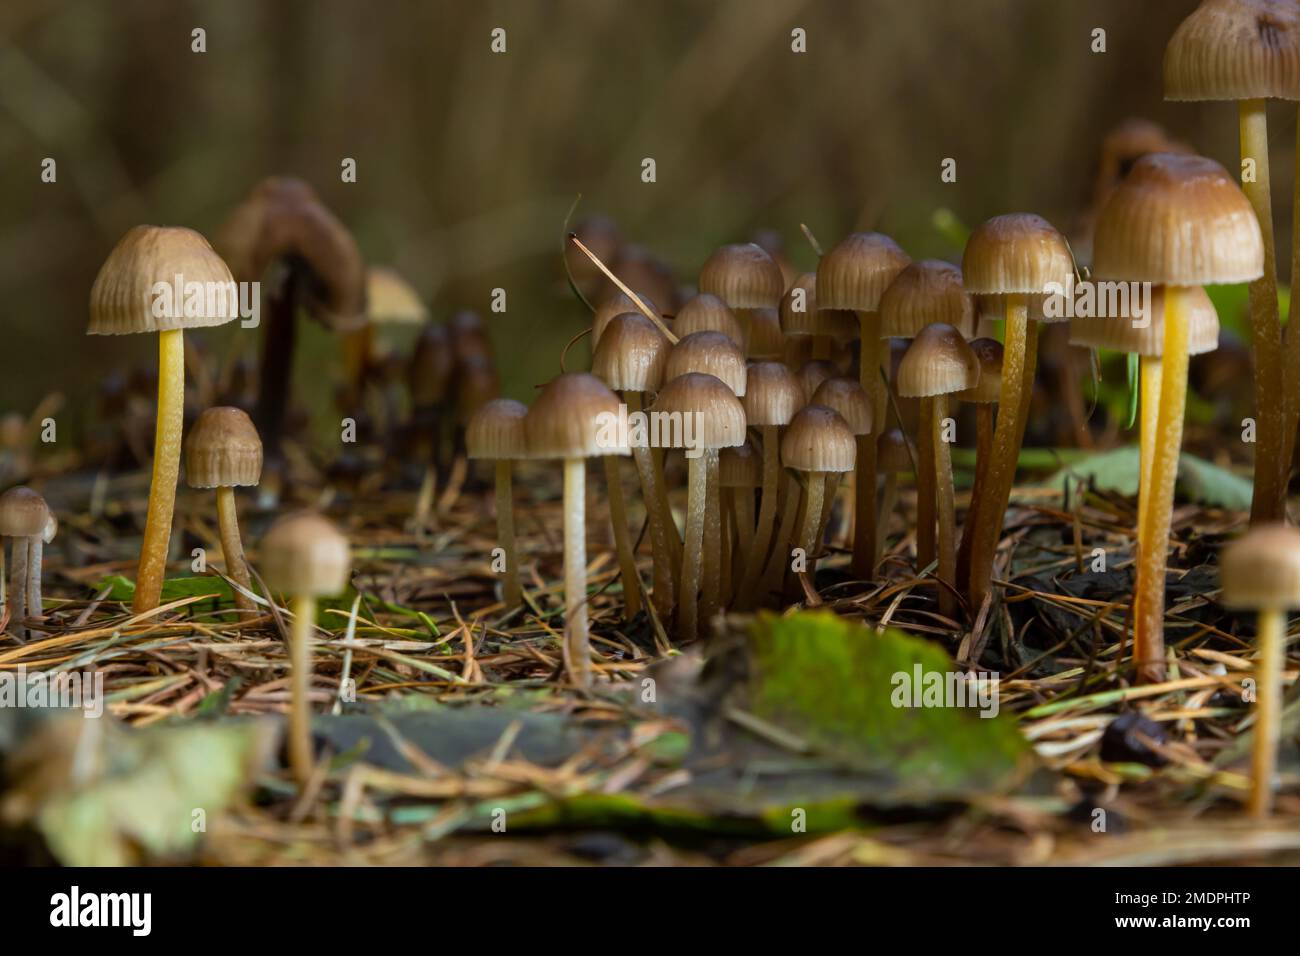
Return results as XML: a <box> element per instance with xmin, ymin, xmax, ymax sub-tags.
<box><xmin>1124</xmin><ymin>351</ymin><xmax>1139</xmax><ymax>430</ymax></box>
<box><xmin>93</xmin><ymin>574</ymin><xmax>230</xmax><ymax>603</ymax></box>
<box><xmin>1039</xmin><ymin>445</ymin><xmax>1252</xmax><ymax>509</ymax></box>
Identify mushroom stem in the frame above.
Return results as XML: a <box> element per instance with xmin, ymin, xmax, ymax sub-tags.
<box><xmin>341</xmin><ymin>325</ymin><xmax>372</xmax><ymax>409</ymax></box>
<box><xmin>957</xmin><ymin>403</ymin><xmax>994</xmax><ymax>587</ymax></box>
<box><xmin>877</xmin><ymin>471</ymin><xmax>899</xmax><ymax>561</ymax></box>
<box><xmin>720</xmin><ymin>488</ymin><xmax>733</xmax><ymax>605</ymax></box>
<box><xmin>134</xmin><ymin>327</ymin><xmax>185</xmax><ymax>613</ymax></box>
<box><xmin>853</xmin><ymin>318</ymin><xmax>883</xmax><ymax>578</ymax></box>
<box><xmin>255</xmin><ymin>271</ymin><xmax>298</xmax><ymax>475</ymax></box>
<box><xmin>603</xmin><ymin>455</ymin><xmax>642</xmax><ymax>620</ymax></box>
<box><xmin>816</xmin><ymin>474</ymin><xmax>838</xmax><ymax>551</ymax></box>
<box><xmin>701</xmin><ymin>449</ymin><xmax>722</xmax><ymax>627</ymax></box>
<box><xmin>626</xmin><ymin>392</ymin><xmax>675</xmax><ymax>619</ymax></box>
<box><xmin>734</xmin><ymin>487</ymin><xmax>755</xmax><ymax>557</ymax></box>
<box><xmin>562</xmin><ymin>457</ymin><xmax>592</xmax><ymax>686</ymax></box>
<box><xmin>1238</xmin><ymin>100</ymin><xmax>1286</xmax><ymax>525</ymax></box>
<box><xmin>679</xmin><ymin>452</ymin><xmax>708</xmax><ymax>641</ymax></box>
<box><xmin>25</xmin><ymin>535</ymin><xmax>43</xmax><ymax>635</ymax></box>
<box><xmin>968</xmin><ymin>296</ymin><xmax>1037</xmax><ymax>609</ymax></box>
<box><xmin>1136</xmin><ymin>353</ymin><xmax>1164</xmax><ymax>630</ymax></box>
<box><xmin>739</xmin><ymin>424</ymin><xmax>781</xmax><ymax>609</ymax></box>
<box><xmin>287</xmin><ymin>594</ymin><xmax>316</xmax><ymax>786</ymax></box>
<box><xmin>8</xmin><ymin>536</ymin><xmax>27</xmax><ymax>636</ymax></box>
<box><xmin>917</xmin><ymin>397</ymin><xmax>938</xmax><ymax>571</ymax></box>
<box><xmin>762</xmin><ymin>473</ymin><xmax>801</xmax><ymax>602</ymax></box>
<box><xmin>853</xmin><ymin>433</ymin><xmax>874</xmax><ymax>574</ymax></box>
<box><xmin>1249</xmin><ymin>605</ymin><xmax>1284</xmax><ymax>818</ymax></box>
<box><xmin>934</xmin><ymin>395</ymin><xmax>957</xmax><ymax>619</ymax></box>
<box><xmin>412</xmin><ymin>465</ymin><xmax>437</xmax><ymax>531</ymax></box>
<box><xmin>1134</xmin><ymin>287</ymin><xmax>1190</xmax><ymax>683</ymax></box>
<box><xmin>494</xmin><ymin>460</ymin><xmax>521</xmax><ymax>610</ymax></box>
<box><xmin>799</xmin><ymin>472</ymin><xmax>825</xmax><ymax>576</ymax></box>
<box><xmin>216</xmin><ymin>485</ymin><xmax>254</xmax><ymax>612</ymax></box>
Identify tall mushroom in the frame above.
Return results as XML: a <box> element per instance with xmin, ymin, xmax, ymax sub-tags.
<box><xmin>1092</xmin><ymin>153</ymin><xmax>1263</xmax><ymax>681</ymax></box>
<box><xmin>955</xmin><ymin>338</ymin><xmax>1004</xmax><ymax>589</ymax></box>
<box><xmin>0</xmin><ymin>487</ymin><xmax>50</xmax><ymax>640</ymax></box>
<box><xmin>466</xmin><ymin>398</ymin><xmax>529</xmax><ymax>611</ymax></box>
<box><xmin>876</xmin><ymin>427</ymin><xmax>914</xmax><ymax>561</ymax></box>
<box><xmin>525</xmin><ymin>373</ymin><xmax>627</xmax><ymax>687</ymax></box>
<box><xmin>719</xmin><ymin>440</ymin><xmax>761</xmax><ymax>604</ymax></box>
<box><xmin>185</xmin><ymin>407</ymin><xmax>263</xmax><ymax>612</ymax></box>
<box><xmin>89</xmin><ymin>226</ymin><xmax>240</xmax><ymax>613</ymax></box>
<box><xmin>780</xmin><ymin>405</ymin><xmax>856</xmax><ymax>583</ymax></box>
<box><xmin>810</xmin><ymin>377</ymin><xmax>873</xmax><ymax>548</ymax></box>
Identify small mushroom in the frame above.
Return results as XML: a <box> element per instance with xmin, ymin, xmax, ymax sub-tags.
<box><xmin>780</xmin><ymin>405</ymin><xmax>856</xmax><ymax>584</ymax></box>
<box><xmin>466</xmin><ymin>398</ymin><xmax>529</xmax><ymax>611</ymax></box>
<box><xmin>0</xmin><ymin>487</ymin><xmax>51</xmax><ymax>639</ymax></box>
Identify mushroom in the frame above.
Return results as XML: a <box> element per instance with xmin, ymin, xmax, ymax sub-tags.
<box><xmin>565</xmin><ymin>214</ymin><xmax>622</xmax><ymax>301</ymax></box>
<box><xmin>954</xmin><ymin>338</ymin><xmax>1004</xmax><ymax>588</ymax></box>
<box><xmin>591</xmin><ymin>312</ymin><xmax>676</xmax><ymax>620</ymax></box>
<box><xmin>780</xmin><ymin>272</ymin><xmax>834</xmax><ymax>360</ymax></box>
<box><xmin>1165</xmin><ymin>0</ymin><xmax>1300</xmax><ymax>523</ymax></box>
<box><xmin>780</xmin><ymin>406</ymin><xmax>857</xmax><ymax>583</ymax></box>
<box><xmin>525</xmin><ymin>373</ymin><xmax>627</xmax><ymax>687</ymax></box>
<box><xmin>651</xmin><ymin>373</ymin><xmax>746</xmax><ymax>640</ymax></box>
<box><xmin>260</xmin><ymin>512</ymin><xmax>352</xmax><ymax>786</ymax></box>
<box><xmin>673</xmin><ymin>293</ymin><xmax>743</xmax><ymax>348</ymax></box>
<box><xmin>593</xmin><ymin>294</ymin><xmax>660</xmax><ymax>347</ymax></box>
<box><xmin>185</xmin><ymin>407</ymin><xmax>264</xmax><ymax>612</ymax></box>
<box><xmin>809</xmin><ymin>377</ymin><xmax>873</xmax><ymax>550</ymax></box>
<box><xmin>89</xmin><ymin>225</ymin><xmax>239</xmax><ymax>613</ymax></box>
<box><xmin>1219</xmin><ymin>522</ymin><xmax>1300</xmax><ymax>817</ymax></box>
<box><xmin>736</xmin><ymin>361</ymin><xmax>802</xmax><ymax>609</ymax></box>
<box><xmin>356</xmin><ymin>267</ymin><xmax>428</xmax><ymax>433</ymax></box>
<box><xmin>876</xmin><ymin>427</ymin><xmax>914</xmax><ymax>561</ymax></box>
<box><xmin>1092</xmin><ymin>153</ymin><xmax>1263</xmax><ymax>681</ymax></box>
<box><xmin>698</xmin><ymin>243</ymin><xmax>785</xmax><ymax>362</ymax></box>
<box><xmin>466</xmin><ymin>398</ymin><xmax>529</xmax><ymax>611</ymax></box>
<box><xmin>719</xmin><ymin>440</ymin><xmax>761</xmax><ymax>605</ymax></box>
<box><xmin>961</xmin><ymin>214</ymin><xmax>1074</xmax><ymax>612</ymax></box>
<box><xmin>897</xmin><ymin>324</ymin><xmax>980</xmax><ymax>618</ymax></box>
<box><xmin>0</xmin><ymin>487</ymin><xmax>50</xmax><ymax>639</ymax></box>
<box><xmin>744</xmin><ymin>307</ymin><xmax>787</xmax><ymax>362</ymax></box>
<box><xmin>408</xmin><ymin>322</ymin><xmax>455</xmax><ymax>528</ymax></box>
<box><xmin>816</xmin><ymin>233</ymin><xmax>912</xmax><ymax>580</ymax></box>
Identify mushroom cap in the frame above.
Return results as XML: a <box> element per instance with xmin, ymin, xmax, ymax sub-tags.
<box><xmin>467</xmin><ymin>398</ymin><xmax>528</xmax><ymax>460</ymax></box>
<box><xmin>593</xmin><ymin>292</ymin><xmax>659</xmax><ymax>345</ymax></box>
<box><xmin>743</xmin><ymin>361</ymin><xmax>802</xmax><ymax>426</ymax></box>
<box><xmin>1091</xmin><ymin>153</ymin><xmax>1264</xmax><ymax>286</ymax></box>
<box><xmin>673</xmin><ymin>293</ymin><xmax>743</xmax><ymax>345</ymax></box>
<box><xmin>214</xmin><ymin>177</ymin><xmax>366</xmax><ymax>332</ymax></box>
<box><xmin>810</xmin><ymin>377</ymin><xmax>873</xmax><ymax>435</ymax></box>
<box><xmin>592</xmin><ymin>312</ymin><xmax>669</xmax><ymax>393</ymax></box>
<box><xmin>877</xmin><ymin>427</ymin><xmax>914</xmax><ymax>473</ymax></box>
<box><xmin>698</xmin><ymin>243</ymin><xmax>784</xmax><ymax>309</ymax></box>
<box><xmin>780</xmin><ymin>272</ymin><xmax>820</xmax><ymax>337</ymax></box>
<box><xmin>1220</xmin><ymin>522</ymin><xmax>1300</xmax><ymax>608</ymax></box>
<box><xmin>742</xmin><ymin>307</ymin><xmax>786</xmax><ymax>360</ymax></box>
<box><xmin>0</xmin><ymin>486</ymin><xmax>50</xmax><ymax>538</ymax></box>
<box><xmin>815</xmin><ymin>232</ymin><xmax>911</xmax><ymax>313</ymax></box>
<box><xmin>1165</xmin><ymin>0</ymin><xmax>1300</xmax><ymax>102</ymax></box>
<box><xmin>526</xmin><ymin>372</ymin><xmax>628</xmax><ymax>459</ymax></box>
<box><xmin>610</xmin><ymin>245</ymin><xmax>678</xmax><ymax>310</ymax></box>
<box><xmin>410</xmin><ymin>323</ymin><xmax>454</xmax><ymax>405</ymax></box>
<box><xmin>185</xmin><ymin>407</ymin><xmax>263</xmax><ymax>488</ymax></box>
<box><xmin>665</xmin><ymin>331</ymin><xmax>747</xmax><ymax>396</ymax></box>
<box><xmin>88</xmin><ymin>226</ymin><xmax>239</xmax><ymax>335</ymax></box>
<box><xmin>796</xmin><ymin>359</ymin><xmax>838</xmax><ymax>404</ymax></box>
<box><xmin>897</xmin><ymin>323</ymin><xmax>981</xmax><ymax>398</ymax></box>
<box><xmin>719</xmin><ymin>440</ymin><xmax>762</xmax><ymax>488</ymax></box>
<box><xmin>957</xmin><ymin>338</ymin><xmax>1005</xmax><ymax>404</ymax></box>
<box><xmin>454</xmin><ymin>355</ymin><xmax>501</xmax><ymax>425</ymax></box>
<box><xmin>650</xmin><ymin>373</ymin><xmax>747</xmax><ymax>451</ymax></box>
<box><xmin>366</xmin><ymin>267</ymin><xmax>428</xmax><ymax>325</ymax></box>
<box><xmin>42</xmin><ymin>512</ymin><xmax>58</xmax><ymax>544</ymax></box>
<box><xmin>878</xmin><ymin>259</ymin><xmax>976</xmax><ymax>339</ymax></box>
<box><xmin>962</xmin><ymin>214</ymin><xmax>1075</xmax><ymax>296</ymax></box>
<box><xmin>260</xmin><ymin>511</ymin><xmax>352</xmax><ymax>597</ymax></box>
<box><xmin>1068</xmin><ymin>284</ymin><xmax>1221</xmax><ymax>357</ymax></box>
<box><xmin>781</xmin><ymin>405</ymin><xmax>857</xmax><ymax>473</ymax></box>
<box><xmin>565</xmin><ymin>214</ymin><xmax>622</xmax><ymax>295</ymax></box>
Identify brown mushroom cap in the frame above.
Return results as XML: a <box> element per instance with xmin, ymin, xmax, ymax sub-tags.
<box><xmin>878</xmin><ymin>259</ymin><xmax>976</xmax><ymax>339</ymax></box>
<box><xmin>455</xmin><ymin>355</ymin><xmax>501</xmax><ymax>425</ymax></box>
<box><xmin>1165</xmin><ymin>0</ymin><xmax>1300</xmax><ymax>102</ymax></box>
<box><xmin>651</xmin><ymin>373</ymin><xmax>747</xmax><ymax>451</ymax></box>
<box><xmin>1091</xmin><ymin>153</ymin><xmax>1264</xmax><ymax>286</ymax></box>
<box><xmin>0</xmin><ymin>486</ymin><xmax>50</xmax><ymax>538</ymax></box>
<box><xmin>674</xmin><ymin>293</ymin><xmax>743</xmax><ymax>345</ymax></box>
<box><xmin>565</xmin><ymin>214</ymin><xmax>622</xmax><ymax>296</ymax></box>
<box><xmin>796</xmin><ymin>359</ymin><xmax>838</xmax><ymax>405</ymax></box>
<box><xmin>366</xmin><ymin>267</ymin><xmax>428</xmax><ymax>325</ymax></box>
<box><xmin>877</xmin><ymin>427</ymin><xmax>914</xmax><ymax>473</ymax></box>
<box><xmin>185</xmin><ymin>407</ymin><xmax>264</xmax><ymax>488</ymax></box>
<box><xmin>896</xmin><ymin>323</ymin><xmax>981</xmax><ymax>398</ymax></box>
<box><xmin>1068</xmin><ymin>284</ymin><xmax>1221</xmax><ymax>357</ymax></box>
<box><xmin>815</xmin><ymin>232</ymin><xmax>911</xmax><ymax>313</ymax></box>
<box><xmin>410</xmin><ymin>323</ymin><xmax>454</xmax><ymax>405</ymax></box>
<box><xmin>610</xmin><ymin>245</ymin><xmax>678</xmax><ymax>310</ymax></box>
<box><xmin>780</xmin><ymin>272</ymin><xmax>820</xmax><ymax>337</ymax></box>
<box><xmin>720</xmin><ymin>441</ymin><xmax>762</xmax><ymax>488</ymax></box>
<box><xmin>781</xmin><ymin>405</ymin><xmax>857</xmax><ymax>473</ymax></box>
<box><xmin>593</xmin><ymin>292</ymin><xmax>659</xmax><ymax>345</ymax></box>
<box><xmin>665</xmin><ymin>331</ymin><xmax>748</xmax><ymax>396</ymax></box>
<box><xmin>810</xmin><ymin>377</ymin><xmax>873</xmax><ymax>436</ymax></box>
<box><xmin>962</xmin><ymin>214</ymin><xmax>1075</xmax><ymax>297</ymax></box>
<box><xmin>260</xmin><ymin>511</ymin><xmax>352</xmax><ymax>597</ymax></box>
<box><xmin>743</xmin><ymin>361</ymin><xmax>802</xmax><ymax>427</ymax></box>
<box><xmin>467</xmin><ymin>398</ymin><xmax>529</xmax><ymax>460</ymax></box>
<box><xmin>1220</xmin><ymin>522</ymin><xmax>1300</xmax><ymax>608</ymax></box>
<box><xmin>957</xmin><ymin>338</ymin><xmax>1005</xmax><ymax>404</ymax></box>
<box><xmin>526</xmin><ymin>372</ymin><xmax>627</xmax><ymax>459</ymax></box>
<box><xmin>743</xmin><ymin>307</ymin><xmax>786</xmax><ymax>360</ymax></box>
<box><xmin>592</xmin><ymin>312</ymin><xmax>670</xmax><ymax>393</ymax></box>
<box><xmin>89</xmin><ymin>226</ymin><xmax>239</xmax><ymax>335</ymax></box>
<box><xmin>698</xmin><ymin>243</ymin><xmax>785</xmax><ymax>309</ymax></box>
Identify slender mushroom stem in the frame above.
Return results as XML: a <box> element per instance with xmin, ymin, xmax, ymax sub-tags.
<box><xmin>739</xmin><ymin>424</ymin><xmax>781</xmax><ymax>608</ymax></box>
<box><xmin>1238</xmin><ymin>100</ymin><xmax>1286</xmax><ymax>525</ymax></box>
<box><xmin>562</xmin><ymin>457</ymin><xmax>593</xmax><ymax>686</ymax></box>
<box><xmin>734</xmin><ymin>487</ymin><xmax>755</xmax><ymax>557</ymax></box>
<box><xmin>8</xmin><ymin>536</ymin><xmax>26</xmax><ymax>636</ymax></box>
<box><xmin>679</xmin><ymin>452</ymin><xmax>708</xmax><ymax>641</ymax></box>
<box><xmin>412</xmin><ymin>465</ymin><xmax>437</xmax><ymax>531</ymax></box>
<box><xmin>816</xmin><ymin>474</ymin><xmax>838</xmax><ymax>550</ymax></box>
<box><xmin>877</xmin><ymin>471</ymin><xmax>899</xmax><ymax>561</ymax></box>
<box><xmin>957</xmin><ymin>403</ymin><xmax>994</xmax><ymax>587</ymax></box>
<box><xmin>701</xmin><ymin>449</ymin><xmax>722</xmax><ymax>627</ymax></box>
<box><xmin>720</xmin><ymin>489</ymin><xmax>733</xmax><ymax>605</ymax></box>
<box><xmin>603</xmin><ymin>455</ymin><xmax>642</xmax><ymax>620</ymax></box>
<box><xmin>1135</xmin><ymin>354</ymin><xmax>1164</xmax><ymax>629</ymax></box>
<box><xmin>1134</xmin><ymin>287</ymin><xmax>1190</xmax><ymax>684</ymax></box>
<box><xmin>626</xmin><ymin>392</ymin><xmax>675</xmax><ymax>619</ymax></box>
<box><xmin>494</xmin><ymin>460</ymin><xmax>521</xmax><ymax>610</ymax></box>
<box><xmin>968</xmin><ymin>297</ymin><xmax>1037</xmax><ymax>609</ymax></box>
<box><xmin>1249</xmin><ymin>605</ymin><xmax>1284</xmax><ymax>818</ymax></box>
<box><xmin>916</xmin><ymin>397</ymin><xmax>938</xmax><ymax>571</ymax></box>
<box><xmin>255</xmin><ymin>271</ymin><xmax>298</xmax><ymax>480</ymax></box>
<box><xmin>762</xmin><ymin>473</ymin><xmax>801</xmax><ymax>602</ymax></box>
<box><xmin>934</xmin><ymin>395</ymin><xmax>957</xmax><ymax>619</ymax></box>
<box><xmin>216</xmin><ymin>485</ymin><xmax>254</xmax><ymax>612</ymax></box>
<box><xmin>25</xmin><ymin>535</ymin><xmax>43</xmax><ymax>635</ymax></box>
<box><xmin>799</xmin><ymin>472</ymin><xmax>825</xmax><ymax>576</ymax></box>
<box><xmin>854</xmin><ymin>318</ymin><xmax>883</xmax><ymax>577</ymax></box>
<box><xmin>288</xmin><ymin>594</ymin><xmax>316</xmax><ymax>786</ymax></box>
<box><xmin>134</xmin><ymin>328</ymin><xmax>185</xmax><ymax>613</ymax></box>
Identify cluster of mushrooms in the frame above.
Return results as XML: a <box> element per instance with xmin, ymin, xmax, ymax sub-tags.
<box><xmin>2</xmin><ymin>0</ymin><xmax>1297</xmax><ymax>817</ymax></box>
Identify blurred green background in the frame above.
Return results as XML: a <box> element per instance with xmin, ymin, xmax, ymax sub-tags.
<box><xmin>0</xmin><ymin>0</ymin><xmax>1290</xmax><ymax>439</ymax></box>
